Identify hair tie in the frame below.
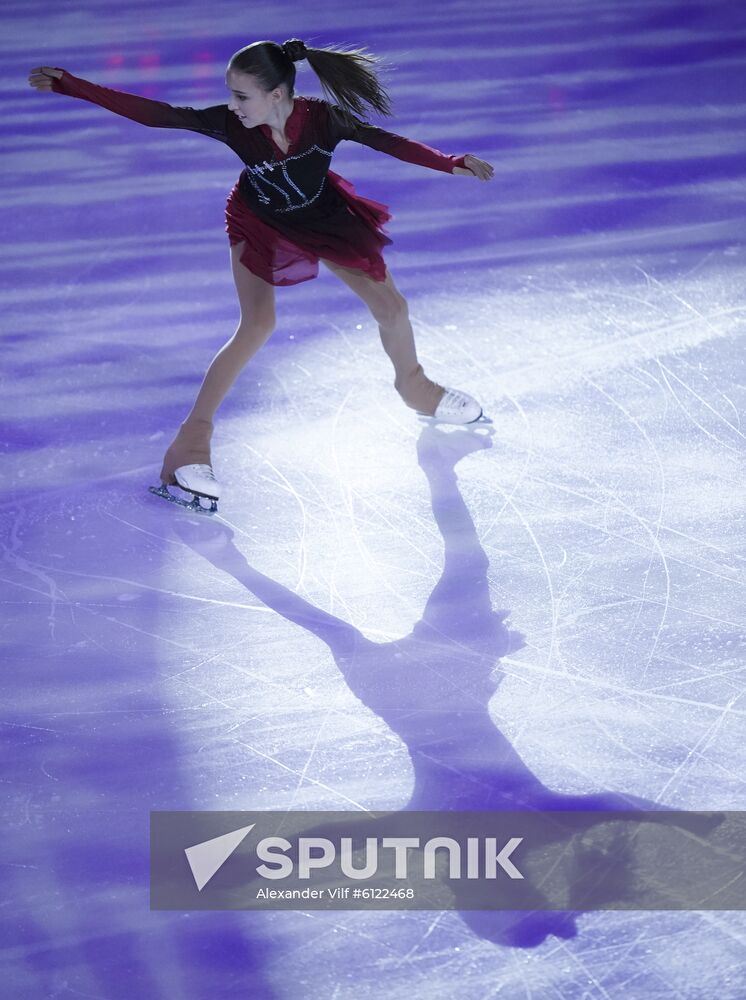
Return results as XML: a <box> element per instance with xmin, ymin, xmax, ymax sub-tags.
<box><xmin>281</xmin><ymin>38</ymin><xmax>307</xmax><ymax>62</ymax></box>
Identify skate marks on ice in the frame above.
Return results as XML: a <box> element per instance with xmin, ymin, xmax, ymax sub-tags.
<box><xmin>408</xmin><ymin>257</ymin><xmax>746</xmax><ymax>412</ymax></box>
<box><xmin>168</xmin><ymin>425</ymin><xmax>705</xmax><ymax>949</ymax></box>
<box><xmin>0</xmin><ymin>495</ymin><xmax>281</xmax><ymax>999</ymax></box>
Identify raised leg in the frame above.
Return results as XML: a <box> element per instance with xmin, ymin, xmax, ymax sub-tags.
<box><xmin>159</xmin><ymin>242</ymin><xmax>277</xmax><ymax>484</ymax></box>
<box><xmin>320</xmin><ymin>259</ymin><xmax>446</xmax><ymax>416</ymax></box>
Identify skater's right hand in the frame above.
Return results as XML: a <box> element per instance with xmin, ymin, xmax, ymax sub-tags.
<box><xmin>28</xmin><ymin>66</ymin><xmax>64</xmax><ymax>91</ymax></box>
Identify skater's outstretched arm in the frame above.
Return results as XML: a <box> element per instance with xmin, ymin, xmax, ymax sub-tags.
<box><xmin>28</xmin><ymin>67</ymin><xmax>229</xmax><ymax>140</ymax></box>
<box><xmin>325</xmin><ymin>104</ymin><xmax>494</xmax><ymax>180</ymax></box>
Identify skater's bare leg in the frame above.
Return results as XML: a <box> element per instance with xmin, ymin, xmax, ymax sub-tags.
<box><xmin>320</xmin><ymin>259</ymin><xmax>445</xmax><ymax>415</ymax></box>
<box><xmin>160</xmin><ymin>243</ymin><xmax>276</xmax><ymax>483</ymax></box>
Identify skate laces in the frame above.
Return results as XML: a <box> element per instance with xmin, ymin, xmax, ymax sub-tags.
<box><xmin>439</xmin><ymin>389</ymin><xmax>471</xmax><ymax>414</ymax></box>
<box><xmin>179</xmin><ymin>463</ymin><xmax>217</xmax><ymax>481</ymax></box>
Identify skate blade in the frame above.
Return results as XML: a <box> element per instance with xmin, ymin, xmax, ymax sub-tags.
<box><xmin>416</xmin><ymin>411</ymin><xmax>492</xmax><ymax>427</ymax></box>
<box><xmin>148</xmin><ymin>484</ymin><xmax>218</xmax><ymax>515</ymax></box>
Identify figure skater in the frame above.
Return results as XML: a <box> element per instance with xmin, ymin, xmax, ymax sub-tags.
<box><xmin>29</xmin><ymin>39</ymin><xmax>494</xmax><ymax>511</ymax></box>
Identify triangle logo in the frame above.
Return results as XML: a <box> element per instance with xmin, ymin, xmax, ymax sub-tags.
<box><xmin>184</xmin><ymin>823</ymin><xmax>255</xmax><ymax>891</ymax></box>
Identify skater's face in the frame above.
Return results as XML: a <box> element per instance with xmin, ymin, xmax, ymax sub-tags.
<box><xmin>225</xmin><ymin>69</ymin><xmax>286</xmax><ymax>128</ymax></box>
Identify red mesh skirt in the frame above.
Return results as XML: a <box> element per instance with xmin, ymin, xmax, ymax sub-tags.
<box><xmin>225</xmin><ymin>170</ymin><xmax>393</xmax><ymax>287</ymax></box>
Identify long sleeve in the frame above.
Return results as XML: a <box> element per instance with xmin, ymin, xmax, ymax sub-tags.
<box><xmin>50</xmin><ymin>70</ymin><xmax>229</xmax><ymax>141</ymax></box>
<box><xmin>328</xmin><ymin>105</ymin><xmax>466</xmax><ymax>174</ymax></box>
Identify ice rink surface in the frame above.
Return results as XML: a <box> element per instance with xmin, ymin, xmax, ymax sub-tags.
<box><xmin>3</xmin><ymin>0</ymin><xmax>746</xmax><ymax>997</ymax></box>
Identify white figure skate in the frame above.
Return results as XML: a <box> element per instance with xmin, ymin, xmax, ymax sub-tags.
<box><xmin>418</xmin><ymin>387</ymin><xmax>490</xmax><ymax>425</ymax></box>
<box><xmin>149</xmin><ymin>463</ymin><xmax>221</xmax><ymax>515</ymax></box>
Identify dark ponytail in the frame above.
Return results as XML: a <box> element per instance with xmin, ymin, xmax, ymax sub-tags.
<box><xmin>228</xmin><ymin>39</ymin><xmax>392</xmax><ymax>121</ymax></box>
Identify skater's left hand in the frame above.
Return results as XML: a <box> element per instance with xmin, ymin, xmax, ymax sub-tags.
<box><xmin>453</xmin><ymin>154</ymin><xmax>494</xmax><ymax>181</ymax></box>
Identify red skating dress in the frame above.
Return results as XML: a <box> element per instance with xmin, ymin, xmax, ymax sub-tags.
<box><xmin>51</xmin><ymin>71</ymin><xmax>466</xmax><ymax>286</ymax></box>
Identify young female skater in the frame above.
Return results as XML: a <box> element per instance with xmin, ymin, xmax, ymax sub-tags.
<box><xmin>29</xmin><ymin>39</ymin><xmax>494</xmax><ymax>511</ymax></box>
